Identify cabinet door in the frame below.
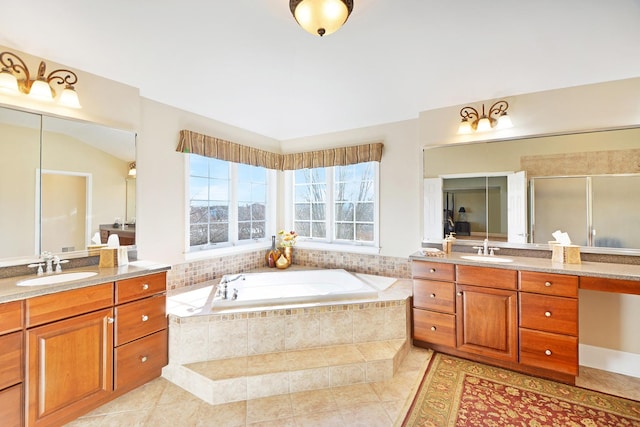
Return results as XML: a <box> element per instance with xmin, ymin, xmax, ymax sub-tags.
<box><xmin>27</xmin><ymin>308</ymin><xmax>114</xmax><ymax>427</ymax></box>
<box><xmin>456</xmin><ymin>284</ymin><xmax>518</xmax><ymax>362</ymax></box>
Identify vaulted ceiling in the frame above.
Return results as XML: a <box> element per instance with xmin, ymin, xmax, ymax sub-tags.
<box><xmin>1</xmin><ymin>0</ymin><xmax>639</xmax><ymax>140</ymax></box>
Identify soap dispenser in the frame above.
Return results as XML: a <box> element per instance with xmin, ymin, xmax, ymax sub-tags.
<box><xmin>442</xmin><ymin>233</ymin><xmax>455</xmax><ymax>254</ymax></box>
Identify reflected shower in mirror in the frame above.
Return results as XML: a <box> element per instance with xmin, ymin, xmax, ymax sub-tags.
<box><xmin>423</xmin><ymin>126</ymin><xmax>640</xmax><ymax>252</ymax></box>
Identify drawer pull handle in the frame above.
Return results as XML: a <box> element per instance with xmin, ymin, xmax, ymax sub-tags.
<box><xmin>544</xmin><ymin>311</ymin><xmax>551</xmax><ymax>317</ymax></box>
<box><xmin>140</xmin><ymin>356</ymin><xmax>148</xmax><ymax>363</ymax></box>
<box><xmin>107</xmin><ymin>317</ymin><xmax>115</xmax><ymax>324</ymax></box>
<box><xmin>430</xmin><ymin>293</ymin><xmax>436</xmax><ymax>298</ymax></box>
<box><xmin>545</xmin><ymin>349</ymin><xmax>552</xmax><ymax>356</ymax></box>
<box><xmin>544</xmin><ymin>281</ymin><xmax>552</xmax><ymax>287</ymax></box>
<box><xmin>142</xmin><ymin>314</ymin><xmax>149</xmax><ymax>322</ymax></box>
<box><xmin>430</xmin><ymin>326</ymin><xmax>437</xmax><ymax>331</ymax></box>
<box><xmin>142</xmin><ymin>283</ymin><xmax>149</xmax><ymax>290</ymax></box>
<box><xmin>430</xmin><ymin>268</ymin><xmax>436</xmax><ymax>273</ymax></box>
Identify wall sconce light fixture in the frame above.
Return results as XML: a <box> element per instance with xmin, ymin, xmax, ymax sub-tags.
<box><xmin>0</xmin><ymin>51</ymin><xmax>82</xmax><ymax>109</ymax></box>
<box><xmin>290</xmin><ymin>0</ymin><xmax>353</xmax><ymax>37</ymax></box>
<box><xmin>458</xmin><ymin>100</ymin><xmax>512</xmax><ymax>134</ymax></box>
<box><xmin>128</xmin><ymin>162</ymin><xmax>137</xmax><ymax>177</ymax></box>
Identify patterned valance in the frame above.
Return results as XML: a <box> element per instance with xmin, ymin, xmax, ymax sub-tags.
<box><xmin>280</xmin><ymin>142</ymin><xmax>383</xmax><ymax>170</ymax></box>
<box><xmin>177</xmin><ymin>130</ymin><xmax>383</xmax><ymax>170</ymax></box>
<box><xmin>176</xmin><ymin>130</ymin><xmax>281</xmax><ymax>170</ymax></box>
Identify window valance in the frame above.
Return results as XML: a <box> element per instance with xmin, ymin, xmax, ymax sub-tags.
<box><xmin>177</xmin><ymin>129</ymin><xmax>383</xmax><ymax>170</ymax></box>
<box><xmin>176</xmin><ymin>130</ymin><xmax>281</xmax><ymax>170</ymax></box>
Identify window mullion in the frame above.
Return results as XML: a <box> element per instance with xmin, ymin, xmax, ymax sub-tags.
<box><xmin>327</xmin><ymin>166</ymin><xmax>335</xmax><ymax>243</ymax></box>
<box><xmin>229</xmin><ymin>163</ymin><xmax>239</xmax><ymax>244</ymax></box>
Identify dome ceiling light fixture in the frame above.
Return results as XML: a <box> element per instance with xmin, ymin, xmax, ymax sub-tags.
<box><xmin>289</xmin><ymin>0</ymin><xmax>354</xmax><ymax>37</ymax></box>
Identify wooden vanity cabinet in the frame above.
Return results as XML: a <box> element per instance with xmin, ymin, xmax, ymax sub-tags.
<box><xmin>456</xmin><ymin>266</ymin><xmax>518</xmax><ymax>362</ymax></box>
<box><xmin>411</xmin><ymin>261</ymin><xmax>456</xmax><ymax>348</ymax></box>
<box><xmin>411</xmin><ymin>259</ymin><xmax>580</xmax><ymax>383</ymax></box>
<box><xmin>518</xmin><ymin>271</ymin><xmax>579</xmax><ymax>375</ymax></box>
<box><xmin>0</xmin><ymin>300</ymin><xmax>24</xmax><ymax>427</ymax></box>
<box><xmin>113</xmin><ymin>272</ymin><xmax>168</xmax><ymax>394</ymax></box>
<box><xmin>25</xmin><ymin>284</ymin><xmax>114</xmax><ymax>427</ymax></box>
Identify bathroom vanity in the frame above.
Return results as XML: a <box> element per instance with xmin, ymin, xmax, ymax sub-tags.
<box><xmin>410</xmin><ymin>253</ymin><xmax>640</xmax><ymax>384</ymax></box>
<box><xmin>0</xmin><ymin>264</ymin><xmax>169</xmax><ymax>427</ymax></box>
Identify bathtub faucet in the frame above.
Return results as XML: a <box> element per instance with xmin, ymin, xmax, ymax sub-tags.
<box><xmin>221</xmin><ymin>274</ymin><xmax>245</xmax><ymax>284</ymax></box>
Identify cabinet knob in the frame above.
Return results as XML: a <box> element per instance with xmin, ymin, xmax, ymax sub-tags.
<box><xmin>544</xmin><ymin>281</ymin><xmax>552</xmax><ymax>287</ymax></box>
<box><xmin>545</xmin><ymin>349</ymin><xmax>552</xmax><ymax>356</ymax></box>
<box><xmin>544</xmin><ymin>311</ymin><xmax>551</xmax><ymax>317</ymax></box>
<box><xmin>142</xmin><ymin>283</ymin><xmax>149</xmax><ymax>290</ymax></box>
<box><xmin>142</xmin><ymin>314</ymin><xmax>149</xmax><ymax>322</ymax></box>
<box><xmin>107</xmin><ymin>317</ymin><xmax>115</xmax><ymax>324</ymax></box>
<box><xmin>430</xmin><ymin>293</ymin><xmax>436</xmax><ymax>298</ymax></box>
<box><xmin>140</xmin><ymin>356</ymin><xmax>148</xmax><ymax>363</ymax></box>
<box><xmin>430</xmin><ymin>268</ymin><xmax>436</xmax><ymax>273</ymax></box>
<box><xmin>457</xmin><ymin>292</ymin><xmax>463</xmax><ymax>296</ymax></box>
<box><xmin>430</xmin><ymin>326</ymin><xmax>436</xmax><ymax>331</ymax></box>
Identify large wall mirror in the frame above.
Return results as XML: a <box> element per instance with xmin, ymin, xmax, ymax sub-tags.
<box><xmin>0</xmin><ymin>106</ymin><xmax>136</xmax><ymax>265</ymax></box>
<box><xmin>423</xmin><ymin>127</ymin><xmax>640</xmax><ymax>252</ymax></box>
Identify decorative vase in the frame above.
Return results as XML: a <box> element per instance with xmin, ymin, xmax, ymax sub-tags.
<box><xmin>283</xmin><ymin>246</ymin><xmax>293</xmax><ymax>264</ymax></box>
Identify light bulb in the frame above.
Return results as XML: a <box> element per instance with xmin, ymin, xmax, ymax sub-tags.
<box><xmin>0</xmin><ymin>70</ymin><xmax>19</xmax><ymax>94</ymax></box>
<box><xmin>28</xmin><ymin>79</ymin><xmax>54</xmax><ymax>102</ymax></box>
<box><xmin>476</xmin><ymin>117</ymin><xmax>492</xmax><ymax>132</ymax></box>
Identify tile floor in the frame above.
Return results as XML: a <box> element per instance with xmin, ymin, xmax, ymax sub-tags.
<box><xmin>66</xmin><ymin>346</ymin><xmax>640</xmax><ymax>427</ymax></box>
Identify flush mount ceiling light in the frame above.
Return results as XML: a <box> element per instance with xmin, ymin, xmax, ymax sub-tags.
<box><xmin>0</xmin><ymin>51</ymin><xmax>82</xmax><ymax>109</ymax></box>
<box><xmin>290</xmin><ymin>0</ymin><xmax>354</xmax><ymax>37</ymax></box>
<box><xmin>458</xmin><ymin>100</ymin><xmax>512</xmax><ymax>134</ymax></box>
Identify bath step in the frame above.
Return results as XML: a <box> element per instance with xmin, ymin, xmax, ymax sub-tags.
<box><xmin>162</xmin><ymin>338</ymin><xmax>409</xmax><ymax>405</ymax></box>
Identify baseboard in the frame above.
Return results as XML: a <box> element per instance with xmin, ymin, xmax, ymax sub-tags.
<box><xmin>579</xmin><ymin>344</ymin><xmax>640</xmax><ymax>378</ymax></box>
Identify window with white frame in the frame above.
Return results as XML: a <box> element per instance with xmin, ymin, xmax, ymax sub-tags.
<box><xmin>189</xmin><ymin>155</ymin><xmax>272</xmax><ymax>250</ymax></box>
<box><xmin>291</xmin><ymin>161</ymin><xmax>379</xmax><ymax>246</ymax></box>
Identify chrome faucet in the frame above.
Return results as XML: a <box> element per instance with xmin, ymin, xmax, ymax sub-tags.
<box><xmin>217</xmin><ymin>274</ymin><xmax>245</xmax><ymax>300</ymax></box>
<box><xmin>41</xmin><ymin>251</ymin><xmax>54</xmax><ymax>274</ymax></box>
<box><xmin>472</xmin><ymin>238</ymin><xmax>497</xmax><ymax>256</ymax></box>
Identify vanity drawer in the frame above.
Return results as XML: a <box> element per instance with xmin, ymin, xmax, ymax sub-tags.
<box><xmin>519</xmin><ymin>328</ymin><xmax>578</xmax><ymax>375</ymax></box>
<box><xmin>0</xmin><ymin>331</ymin><xmax>22</xmax><ymax>390</ymax></box>
<box><xmin>519</xmin><ymin>272</ymin><xmax>578</xmax><ymax>297</ymax></box>
<box><xmin>411</xmin><ymin>261</ymin><xmax>455</xmax><ymax>282</ymax></box>
<box><xmin>413</xmin><ymin>309</ymin><xmax>455</xmax><ymax>347</ymax></box>
<box><xmin>413</xmin><ymin>280</ymin><xmax>455</xmax><ymax>313</ymax></box>
<box><xmin>519</xmin><ymin>293</ymin><xmax>578</xmax><ymax>336</ymax></box>
<box><xmin>115</xmin><ymin>294</ymin><xmax>166</xmax><ymax>346</ymax></box>
<box><xmin>26</xmin><ymin>283</ymin><xmax>114</xmax><ymax>327</ymax></box>
<box><xmin>0</xmin><ymin>301</ymin><xmax>23</xmax><ymax>335</ymax></box>
<box><xmin>0</xmin><ymin>383</ymin><xmax>23</xmax><ymax>427</ymax></box>
<box><xmin>456</xmin><ymin>265</ymin><xmax>517</xmax><ymax>290</ymax></box>
<box><xmin>115</xmin><ymin>272</ymin><xmax>167</xmax><ymax>304</ymax></box>
<box><xmin>114</xmin><ymin>329</ymin><xmax>168</xmax><ymax>391</ymax></box>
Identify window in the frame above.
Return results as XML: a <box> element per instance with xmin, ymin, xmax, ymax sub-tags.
<box><xmin>291</xmin><ymin>161</ymin><xmax>378</xmax><ymax>246</ymax></box>
<box><xmin>189</xmin><ymin>155</ymin><xmax>272</xmax><ymax>250</ymax></box>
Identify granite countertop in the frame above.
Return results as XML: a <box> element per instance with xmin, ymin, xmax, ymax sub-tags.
<box><xmin>410</xmin><ymin>251</ymin><xmax>640</xmax><ymax>282</ymax></box>
<box><xmin>0</xmin><ymin>260</ymin><xmax>171</xmax><ymax>303</ymax></box>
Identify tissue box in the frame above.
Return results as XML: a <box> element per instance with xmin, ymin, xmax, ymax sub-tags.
<box><xmin>99</xmin><ymin>248</ymin><xmax>118</xmax><ymax>268</ymax></box>
<box><xmin>88</xmin><ymin>244</ymin><xmax>106</xmax><ymax>256</ymax></box>
<box><xmin>552</xmin><ymin>244</ymin><xmax>581</xmax><ymax>264</ymax></box>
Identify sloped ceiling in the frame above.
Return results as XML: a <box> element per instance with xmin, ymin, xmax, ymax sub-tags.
<box><xmin>1</xmin><ymin>0</ymin><xmax>639</xmax><ymax>140</ymax></box>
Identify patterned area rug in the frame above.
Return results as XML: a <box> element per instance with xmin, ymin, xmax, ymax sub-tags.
<box><xmin>401</xmin><ymin>353</ymin><xmax>640</xmax><ymax>426</ymax></box>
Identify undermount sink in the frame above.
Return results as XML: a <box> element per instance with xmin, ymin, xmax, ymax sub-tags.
<box><xmin>17</xmin><ymin>271</ymin><xmax>98</xmax><ymax>286</ymax></box>
<box><xmin>460</xmin><ymin>255</ymin><xmax>514</xmax><ymax>263</ymax></box>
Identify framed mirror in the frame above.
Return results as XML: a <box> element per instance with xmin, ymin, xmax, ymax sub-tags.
<box><xmin>0</xmin><ymin>106</ymin><xmax>136</xmax><ymax>265</ymax></box>
<box><xmin>423</xmin><ymin>126</ymin><xmax>640</xmax><ymax>252</ymax></box>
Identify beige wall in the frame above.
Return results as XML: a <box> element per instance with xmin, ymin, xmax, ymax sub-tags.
<box><xmin>136</xmin><ymin>98</ymin><xmax>281</xmax><ymax>265</ymax></box>
<box><xmin>1</xmin><ymin>44</ymin><xmax>639</xmax><ymax>356</ymax></box>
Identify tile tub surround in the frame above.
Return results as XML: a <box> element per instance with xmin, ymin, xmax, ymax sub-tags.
<box><xmin>162</xmin><ymin>278</ymin><xmax>412</xmax><ymax>405</ymax></box>
<box><xmin>166</xmin><ymin>248</ymin><xmax>411</xmax><ymax>290</ymax></box>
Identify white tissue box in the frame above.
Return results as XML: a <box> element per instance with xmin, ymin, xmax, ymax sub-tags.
<box><xmin>552</xmin><ymin>244</ymin><xmax>581</xmax><ymax>264</ymax></box>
